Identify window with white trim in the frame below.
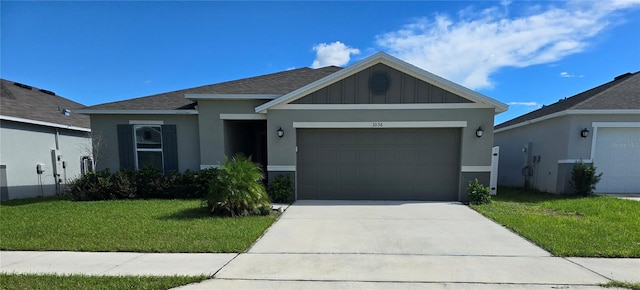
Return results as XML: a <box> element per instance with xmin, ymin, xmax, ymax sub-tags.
<box><xmin>134</xmin><ymin>125</ymin><xmax>163</xmax><ymax>172</ymax></box>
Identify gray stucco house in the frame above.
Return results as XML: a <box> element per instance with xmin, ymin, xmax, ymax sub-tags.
<box><xmin>79</xmin><ymin>52</ymin><xmax>508</xmax><ymax>201</ymax></box>
<box><xmin>0</xmin><ymin>79</ymin><xmax>92</xmax><ymax>200</ymax></box>
<box><xmin>495</xmin><ymin>72</ymin><xmax>640</xmax><ymax>194</ymax></box>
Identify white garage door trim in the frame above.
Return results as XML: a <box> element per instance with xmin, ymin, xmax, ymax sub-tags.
<box><xmin>590</xmin><ymin>122</ymin><xmax>640</xmax><ymax>194</ymax></box>
<box><xmin>590</xmin><ymin>122</ymin><xmax>640</xmax><ymax>160</ymax></box>
<box><xmin>293</xmin><ymin>121</ymin><xmax>467</xmax><ymax>129</ymax></box>
<box><xmin>461</xmin><ymin>166</ymin><xmax>491</xmax><ymax>172</ymax></box>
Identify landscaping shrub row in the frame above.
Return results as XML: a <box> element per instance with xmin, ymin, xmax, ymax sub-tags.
<box><xmin>67</xmin><ymin>156</ymin><xmax>294</xmax><ymax>217</ymax></box>
<box><xmin>67</xmin><ymin>167</ymin><xmax>218</xmax><ymax>200</ymax></box>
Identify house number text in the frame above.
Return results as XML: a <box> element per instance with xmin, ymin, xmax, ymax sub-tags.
<box><xmin>373</xmin><ymin>122</ymin><xmax>384</xmax><ymax>128</ymax></box>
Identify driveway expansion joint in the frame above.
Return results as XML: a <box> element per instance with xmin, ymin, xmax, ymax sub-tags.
<box><xmin>562</xmin><ymin>257</ymin><xmax>615</xmax><ymax>282</ymax></box>
<box><xmin>210</xmin><ymin>277</ymin><xmax>606</xmax><ymax>287</ymax></box>
<box><xmin>212</xmin><ymin>253</ymin><xmax>239</xmax><ymax>277</ymax></box>
<box><xmin>244</xmin><ymin>252</ymin><xmax>553</xmax><ymax>258</ymax></box>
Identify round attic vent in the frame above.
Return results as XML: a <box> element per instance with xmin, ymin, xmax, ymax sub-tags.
<box><xmin>369</xmin><ymin>72</ymin><xmax>390</xmax><ymax>95</ymax></box>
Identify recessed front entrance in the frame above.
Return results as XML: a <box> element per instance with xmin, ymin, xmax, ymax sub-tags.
<box><xmin>296</xmin><ymin>128</ymin><xmax>461</xmax><ymax>200</ymax></box>
<box><xmin>223</xmin><ymin>120</ymin><xmax>267</xmax><ymax>169</ymax></box>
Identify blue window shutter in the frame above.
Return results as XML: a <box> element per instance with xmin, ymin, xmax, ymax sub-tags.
<box><xmin>162</xmin><ymin>125</ymin><xmax>178</xmax><ymax>173</ymax></box>
<box><xmin>117</xmin><ymin>125</ymin><xmax>135</xmax><ymax>169</ymax></box>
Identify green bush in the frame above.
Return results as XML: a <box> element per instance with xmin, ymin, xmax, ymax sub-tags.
<box><xmin>570</xmin><ymin>160</ymin><xmax>603</xmax><ymax>196</ymax></box>
<box><xmin>467</xmin><ymin>178</ymin><xmax>491</xmax><ymax>205</ymax></box>
<box><xmin>267</xmin><ymin>174</ymin><xmax>294</xmax><ymax>203</ymax></box>
<box><xmin>68</xmin><ymin>169</ymin><xmax>115</xmax><ymax>201</ymax></box>
<box><xmin>67</xmin><ymin>168</ymin><xmax>219</xmax><ymax>201</ymax></box>
<box><xmin>110</xmin><ymin>169</ymin><xmax>137</xmax><ymax>199</ymax></box>
<box><xmin>135</xmin><ymin>167</ymin><xmax>170</xmax><ymax>199</ymax></box>
<box><xmin>68</xmin><ymin>169</ymin><xmax>135</xmax><ymax>201</ymax></box>
<box><xmin>168</xmin><ymin>169</ymin><xmax>218</xmax><ymax>199</ymax></box>
<box><xmin>207</xmin><ymin>155</ymin><xmax>270</xmax><ymax>217</ymax></box>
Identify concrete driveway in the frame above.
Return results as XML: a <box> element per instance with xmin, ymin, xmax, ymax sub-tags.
<box><xmin>180</xmin><ymin>200</ymin><xmax>624</xmax><ymax>289</ymax></box>
<box><xmin>248</xmin><ymin>200</ymin><xmax>550</xmax><ymax>256</ymax></box>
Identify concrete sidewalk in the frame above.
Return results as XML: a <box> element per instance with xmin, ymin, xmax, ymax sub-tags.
<box><xmin>0</xmin><ymin>251</ymin><xmax>235</xmax><ymax>276</ymax></box>
<box><xmin>1</xmin><ymin>250</ymin><xmax>637</xmax><ymax>288</ymax></box>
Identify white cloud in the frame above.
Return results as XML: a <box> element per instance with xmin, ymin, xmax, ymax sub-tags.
<box><xmin>376</xmin><ymin>0</ymin><xmax>639</xmax><ymax>89</ymax></box>
<box><xmin>311</xmin><ymin>41</ymin><xmax>360</xmax><ymax>68</ymax></box>
<box><xmin>610</xmin><ymin>0</ymin><xmax>640</xmax><ymax>9</ymax></box>
<box><xmin>560</xmin><ymin>71</ymin><xmax>584</xmax><ymax>78</ymax></box>
<box><xmin>508</xmin><ymin>101</ymin><xmax>542</xmax><ymax>107</ymax></box>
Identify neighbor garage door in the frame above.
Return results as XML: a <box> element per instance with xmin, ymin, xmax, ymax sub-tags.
<box><xmin>297</xmin><ymin>128</ymin><xmax>460</xmax><ymax>200</ymax></box>
<box><xmin>593</xmin><ymin>127</ymin><xmax>640</xmax><ymax>194</ymax></box>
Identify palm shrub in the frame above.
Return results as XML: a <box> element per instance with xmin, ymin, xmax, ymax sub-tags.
<box><xmin>267</xmin><ymin>174</ymin><xmax>294</xmax><ymax>203</ymax></box>
<box><xmin>467</xmin><ymin>178</ymin><xmax>491</xmax><ymax>205</ymax></box>
<box><xmin>570</xmin><ymin>160</ymin><xmax>603</xmax><ymax>196</ymax></box>
<box><xmin>207</xmin><ymin>155</ymin><xmax>270</xmax><ymax>216</ymax></box>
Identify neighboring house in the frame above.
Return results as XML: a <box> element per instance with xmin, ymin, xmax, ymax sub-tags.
<box><xmin>78</xmin><ymin>52</ymin><xmax>508</xmax><ymax>201</ymax></box>
<box><xmin>494</xmin><ymin>72</ymin><xmax>640</xmax><ymax>194</ymax></box>
<box><xmin>0</xmin><ymin>79</ymin><xmax>92</xmax><ymax>200</ymax></box>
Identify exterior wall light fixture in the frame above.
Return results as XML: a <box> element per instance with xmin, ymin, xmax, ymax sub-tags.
<box><xmin>277</xmin><ymin>127</ymin><xmax>284</xmax><ymax>138</ymax></box>
<box><xmin>475</xmin><ymin>127</ymin><xmax>484</xmax><ymax>138</ymax></box>
<box><xmin>580</xmin><ymin>128</ymin><xmax>589</xmax><ymax>138</ymax></box>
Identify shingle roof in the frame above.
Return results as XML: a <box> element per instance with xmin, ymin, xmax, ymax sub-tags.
<box><xmin>84</xmin><ymin>66</ymin><xmax>343</xmax><ymax>111</ymax></box>
<box><xmin>496</xmin><ymin>72</ymin><xmax>640</xmax><ymax>129</ymax></box>
<box><xmin>257</xmin><ymin>52</ymin><xmax>509</xmax><ymax>113</ymax></box>
<box><xmin>1</xmin><ymin>79</ymin><xmax>90</xmax><ymax>129</ymax></box>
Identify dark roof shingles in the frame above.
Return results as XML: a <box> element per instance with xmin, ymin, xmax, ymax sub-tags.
<box><xmin>496</xmin><ymin>72</ymin><xmax>640</xmax><ymax>129</ymax></box>
<box><xmin>0</xmin><ymin>79</ymin><xmax>90</xmax><ymax>129</ymax></box>
<box><xmin>85</xmin><ymin>66</ymin><xmax>343</xmax><ymax>111</ymax></box>
<box><xmin>575</xmin><ymin>73</ymin><xmax>640</xmax><ymax>110</ymax></box>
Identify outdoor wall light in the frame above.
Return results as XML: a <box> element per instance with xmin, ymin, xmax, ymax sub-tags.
<box><xmin>475</xmin><ymin>127</ymin><xmax>484</xmax><ymax>138</ymax></box>
<box><xmin>277</xmin><ymin>127</ymin><xmax>284</xmax><ymax>138</ymax></box>
<box><xmin>580</xmin><ymin>128</ymin><xmax>590</xmax><ymax>138</ymax></box>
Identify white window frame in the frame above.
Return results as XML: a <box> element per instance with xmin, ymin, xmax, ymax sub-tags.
<box><xmin>133</xmin><ymin>125</ymin><xmax>164</xmax><ymax>172</ymax></box>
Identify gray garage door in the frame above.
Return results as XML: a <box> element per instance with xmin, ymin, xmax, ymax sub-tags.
<box><xmin>297</xmin><ymin>128</ymin><xmax>460</xmax><ymax>200</ymax></box>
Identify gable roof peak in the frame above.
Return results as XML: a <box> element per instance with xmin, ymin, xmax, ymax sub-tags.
<box><xmin>256</xmin><ymin>51</ymin><xmax>508</xmax><ymax>113</ymax></box>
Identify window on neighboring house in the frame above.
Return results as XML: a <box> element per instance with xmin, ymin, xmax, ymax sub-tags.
<box><xmin>134</xmin><ymin>125</ymin><xmax>163</xmax><ymax>172</ymax></box>
<box><xmin>80</xmin><ymin>156</ymin><xmax>94</xmax><ymax>174</ymax></box>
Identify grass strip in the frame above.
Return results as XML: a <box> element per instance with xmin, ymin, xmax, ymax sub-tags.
<box><xmin>0</xmin><ymin>196</ymin><xmax>278</xmax><ymax>252</ymax></box>
<box><xmin>0</xmin><ymin>273</ymin><xmax>207</xmax><ymax>290</ymax></box>
<box><xmin>471</xmin><ymin>187</ymin><xmax>640</xmax><ymax>257</ymax></box>
<box><xmin>602</xmin><ymin>281</ymin><xmax>640</xmax><ymax>290</ymax></box>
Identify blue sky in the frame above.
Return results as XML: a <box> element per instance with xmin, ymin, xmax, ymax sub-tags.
<box><xmin>2</xmin><ymin>1</ymin><xmax>639</xmax><ymax>125</ymax></box>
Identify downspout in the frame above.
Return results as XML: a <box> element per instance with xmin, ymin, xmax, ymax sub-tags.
<box><xmin>55</xmin><ymin>129</ymin><xmax>60</xmax><ymax>194</ymax></box>
<box><xmin>55</xmin><ymin>129</ymin><xmax>60</xmax><ymax>150</ymax></box>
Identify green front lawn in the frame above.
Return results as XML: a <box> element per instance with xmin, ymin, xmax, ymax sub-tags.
<box><xmin>0</xmin><ymin>273</ymin><xmax>207</xmax><ymax>290</ymax></box>
<box><xmin>0</xmin><ymin>196</ymin><xmax>278</xmax><ymax>252</ymax></box>
<box><xmin>471</xmin><ymin>187</ymin><xmax>640</xmax><ymax>257</ymax></box>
